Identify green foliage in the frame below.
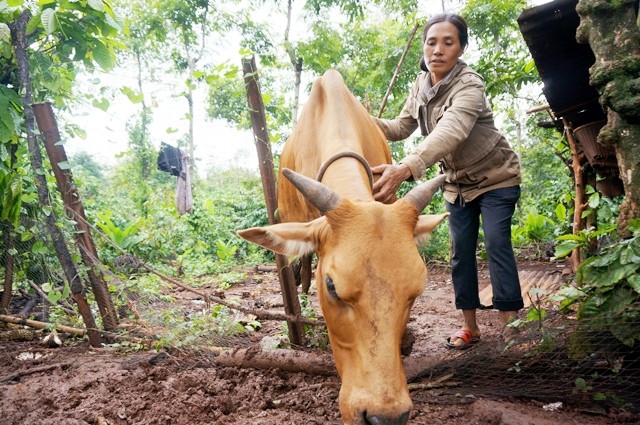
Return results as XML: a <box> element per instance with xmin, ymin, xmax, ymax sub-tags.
<box><xmin>299</xmin><ymin>292</ymin><xmax>329</xmax><ymax>350</ymax></box>
<box><xmin>462</xmin><ymin>0</ymin><xmax>538</xmax><ymax>101</ymax></box>
<box><xmin>0</xmin><ymin>169</ymin><xmax>22</xmax><ymax>226</ymax></box>
<box><xmin>152</xmin><ymin>304</ymin><xmax>252</xmax><ymax>350</ymax></box>
<box><xmin>41</xmin><ymin>280</ymin><xmax>70</xmax><ymax>304</ymax></box>
<box><xmin>554</xmin><ymin>225</ymin><xmax>616</xmax><ymax>260</ymax></box>
<box><xmin>514</xmin><ymin>209</ymin><xmax>554</xmax><ymax>243</ymax></box>
<box><xmin>0</xmin><ymin>86</ymin><xmax>23</xmax><ymax>144</ymax></box>
<box><xmin>554</xmin><ymin>220</ymin><xmax>640</xmax><ymax>348</ymax></box>
<box><xmin>211</xmin><ymin>271</ymin><xmax>246</xmax><ymax>290</ymax></box>
<box><xmin>95</xmin><ymin>210</ymin><xmax>144</xmax><ymax>256</ymax></box>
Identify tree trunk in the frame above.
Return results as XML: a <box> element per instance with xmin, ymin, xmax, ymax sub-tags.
<box><xmin>285</xmin><ymin>0</ymin><xmax>302</xmax><ymax>126</ymax></box>
<box><xmin>576</xmin><ymin>0</ymin><xmax>640</xmax><ymax>237</ymax></box>
<box><xmin>187</xmin><ymin>57</ymin><xmax>197</xmax><ymax>178</ymax></box>
<box><xmin>8</xmin><ymin>10</ymin><xmax>101</xmax><ymax>347</ymax></box>
<box><xmin>0</xmin><ymin>222</ymin><xmax>15</xmax><ymax>315</ymax></box>
<box><xmin>564</xmin><ymin>118</ymin><xmax>587</xmax><ymax>272</ymax></box>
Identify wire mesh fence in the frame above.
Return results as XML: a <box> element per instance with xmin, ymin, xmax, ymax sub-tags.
<box><xmin>1</xmin><ymin>224</ymin><xmax>639</xmax><ymax>417</ymax></box>
<box><xmin>410</xmin><ymin>311</ymin><xmax>640</xmax><ymax>414</ymax></box>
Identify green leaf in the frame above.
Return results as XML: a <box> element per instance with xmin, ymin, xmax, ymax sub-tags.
<box><xmin>121</xmin><ymin>86</ymin><xmax>144</xmax><ymax>104</ymax></box>
<box><xmin>91</xmin><ymin>39</ymin><xmax>114</xmax><ymax>71</ymax></box>
<box><xmin>525</xmin><ymin>307</ymin><xmax>547</xmax><ymax>321</ymax></box>
<box><xmin>20</xmin><ymin>192</ymin><xmax>38</xmax><ymax>203</ymax></box>
<box><xmin>92</xmin><ymin>98</ymin><xmax>110</xmax><ymax>111</ymax></box>
<box><xmin>8</xmin><ymin>0</ymin><xmax>24</xmax><ymax>6</ymax></box>
<box><xmin>41</xmin><ymin>282</ymin><xmax>53</xmax><ymax>292</ymax></box>
<box><xmin>588</xmin><ymin>192</ymin><xmax>600</xmax><ymax>209</ymax></box>
<box><xmin>0</xmin><ymin>23</ymin><xmax>10</xmax><ymax>43</ymax></box>
<box><xmin>57</xmin><ymin>160</ymin><xmax>71</xmax><ymax>170</ymax></box>
<box><xmin>47</xmin><ymin>290</ymin><xmax>62</xmax><ymax>304</ymax></box>
<box><xmin>575</xmin><ymin>377</ymin><xmax>588</xmax><ymax>390</ymax></box>
<box><xmin>599</xmin><ymin>263</ymin><xmax>637</xmax><ymax>287</ymax></box>
<box><xmin>41</xmin><ymin>8</ymin><xmax>56</xmax><ymax>35</ymax></box>
<box><xmin>31</xmin><ymin>241</ymin><xmax>48</xmax><ymax>255</ymax></box>
<box><xmin>555</xmin><ymin>203</ymin><xmax>566</xmax><ymax>222</ymax></box>
<box><xmin>554</xmin><ymin>240</ymin><xmax>580</xmax><ymax>258</ymax></box>
<box><xmin>620</xmin><ymin>244</ymin><xmax>640</xmax><ymax>265</ymax></box>
<box><xmin>87</xmin><ymin>0</ymin><xmax>104</xmax><ymax>12</ymax></box>
<box><xmin>627</xmin><ymin>274</ymin><xmax>640</xmax><ymax>294</ymax></box>
<box><xmin>589</xmin><ymin>251</ymin><xmax>619</xmax><ymax>267</ymax></box>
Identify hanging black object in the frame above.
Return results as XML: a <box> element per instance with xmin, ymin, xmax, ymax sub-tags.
<box><xmin>157</xmin><ymin>142</ymin><xmax>182</xmax><ymax>176</ymax></box>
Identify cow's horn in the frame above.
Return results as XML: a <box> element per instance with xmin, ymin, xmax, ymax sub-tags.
<box><xmin>282</xmin><ymin>168</ymin><xmax>342</xmax><ymax>214</ymax></box>
<box><xmin>403</xmin><ymin>174</ymin><xmax>446</xmax><ymax>212</ymax></box>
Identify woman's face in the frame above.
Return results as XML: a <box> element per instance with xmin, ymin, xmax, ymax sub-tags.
<box><xmin>423</xmin><ymin>21</ymin><xmax>464</xmax><ymax>84</ymax></box>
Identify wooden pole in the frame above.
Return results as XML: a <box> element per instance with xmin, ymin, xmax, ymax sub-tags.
<box><xmin>563</xmin><ymin>117</ymin><xmax>585</xmax><ymax>272</ymax></box>
<box><xmin>32</xmin><ymin>102</ymin><xmax>119</xmax><ymax>332</ymax></box>
<box><xmin>377</xmin><ymin>22</ymin><xmax>421</xmax><ymax>118</ymax></box>
<box><xmin>241</xmin><ymin>56</ymin><xmax>304</xmax><ymax>346</ymax></box>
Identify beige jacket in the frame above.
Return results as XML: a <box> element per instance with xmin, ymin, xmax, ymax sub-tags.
<box><xmin>373</xmin><ymin>62</ymin><xmax>521</xmax><ymax>204</ymax></box>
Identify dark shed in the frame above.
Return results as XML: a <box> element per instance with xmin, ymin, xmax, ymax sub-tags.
<box><xmin>517</xmin><ymin>0</ymin><xmax>625</xmax><ymax>196</ymax></box>
<box><xmin>517</xmin><ymin>0</ymin><xmax>605</xmax><ymax>127</ymax></box>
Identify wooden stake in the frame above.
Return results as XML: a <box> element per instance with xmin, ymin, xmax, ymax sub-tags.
<box><xmin>378</xmin><ymin>22</ymin><xmax>421</xmax><ymax>118</ymax></box>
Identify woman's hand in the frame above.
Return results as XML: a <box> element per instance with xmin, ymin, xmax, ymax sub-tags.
<box><xmin>371</xmin><ymin>163</ymin><xmax>411</xmax><ymax>203</ymax></box>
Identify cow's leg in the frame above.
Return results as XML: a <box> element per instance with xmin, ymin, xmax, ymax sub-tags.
<box><xmin>291</xmin><ymin>254</ymin><xmax>313</xmax><ymax>294</ymax></box>
<box><xmin>300</xmin><ymin>253</ymin><xmax>313</xmax><ymax>294</ymax></box>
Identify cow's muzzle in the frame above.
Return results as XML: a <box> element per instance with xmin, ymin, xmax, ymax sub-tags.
<box><xmin>363</xmin><ymin>410</ymin><xmax>410</xmax><ymax>425</ymax></box>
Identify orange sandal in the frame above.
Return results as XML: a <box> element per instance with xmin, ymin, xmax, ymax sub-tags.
<box><xmin>444</xmin><ymin>329</ymin><xmax>480</xmax><ymax>350</ymax></box>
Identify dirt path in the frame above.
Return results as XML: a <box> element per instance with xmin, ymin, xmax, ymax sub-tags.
<box><xmin>0</xmin><ymin>259</ymin><xmax>637</xmax><ymax>424</ymax></box>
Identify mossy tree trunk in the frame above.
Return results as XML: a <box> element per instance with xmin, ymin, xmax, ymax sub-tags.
<box><xmin>576</xmin><ymin>0</ymin><xmax>640</xmax><ymax>237</ymax></box>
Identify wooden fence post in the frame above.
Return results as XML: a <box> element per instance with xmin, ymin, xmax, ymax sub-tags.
<box><xmin>242</xmin><ymin>56</ymin><xmax>304</xmax><ymax>346</ymax></box>
<box><xmin>32</xmin><ymin>102</ymin><xmax>119</xmax><ymax>332</ymax></box>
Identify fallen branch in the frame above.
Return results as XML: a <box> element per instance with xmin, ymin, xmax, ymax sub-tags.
<box><xmin>0</xmin><ymin>313</ymin><xmax>157</xmax><ymax>349</ymax></box>
<box><xmin>0</xmin><ymin>314</ymin><xmax>86</xmax><ymax>336</ymax></box>
<box><xmin>256</xmin><ymin>265</ymin><xmax>277</xmax><ymax>272</ymax></box>
<box><xmin>408</xmin><ymin>373</ymin><xmax>459</xmax><ymax>391</ymax></box>
<box><xmin>206</xmin><ymin>345</ymin><xmax>446</xmax><ymax>382</ymax></box>
<box><xmin>210</xmin><ymin>345</ymin><xmax>337</xmax><ymax>376</ymax></box>
<box><xmin>1</xmin><ymin>362</ymin><xmax>71</xmax><ymax>384</ymax></box>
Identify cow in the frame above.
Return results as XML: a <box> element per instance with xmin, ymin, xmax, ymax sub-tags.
<box><xmin>238</xmin><ymin>69</ymin><xmax>447</xmax><ymax>425</ymax></box>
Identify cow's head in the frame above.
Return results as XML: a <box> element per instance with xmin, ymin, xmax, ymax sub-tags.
<box><xmin>238</xmin><ymin>170</ymin><xmax>447</xmax><ymax>425</ymax></box>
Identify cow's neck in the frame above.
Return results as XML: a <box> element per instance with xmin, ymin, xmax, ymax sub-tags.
<box><xmin>318</xmin><ymin>150</ymin><xmax>374</xmax><ymax>202</ymax></box>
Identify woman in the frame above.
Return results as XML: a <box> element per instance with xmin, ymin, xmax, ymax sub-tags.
<box><xmin>371</xmin><ymin>13</ymin><xmax>523</xmax><ymax>349</ymax></box>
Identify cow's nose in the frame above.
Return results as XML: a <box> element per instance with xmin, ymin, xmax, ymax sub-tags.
<box><xmin>365</xmin><ymin>410</ymin><xmax>410</xmax><ymax>425</ymax></box>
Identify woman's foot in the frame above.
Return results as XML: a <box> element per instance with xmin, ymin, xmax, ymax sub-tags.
<box><xmin>499</xmin><ymin>310</ymin><xmax>520</xmax><ymax>342</ymax></box>
<box><xmin>445</xmin><ymin>328</ymin><xmax>481</xmax><ymax>350</ymax></box>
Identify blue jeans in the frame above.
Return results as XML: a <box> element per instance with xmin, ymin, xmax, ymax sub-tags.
<box><xmin>445</xmin><ymin>186</ymin><xmax>524</xmax><ymax>311</ymax></box>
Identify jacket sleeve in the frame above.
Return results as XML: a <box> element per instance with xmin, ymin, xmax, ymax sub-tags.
<box><xmin>372</xmin><ymin>78</ymin><xmax>421</xmax><ymax>141</ymax></box>
<box><xmin>400</xmin><ymin>74</ymin><xmax>486</xmax><ymax>180</ymax></box>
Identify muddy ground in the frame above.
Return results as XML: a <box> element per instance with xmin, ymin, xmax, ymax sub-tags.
<box><xmin>1</xmin><ymin>258</ymin><xmax>638</xmax><ymax>425</ymax></box>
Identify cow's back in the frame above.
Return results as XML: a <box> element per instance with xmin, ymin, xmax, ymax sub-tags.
<box><xmin>278</xmin><ymin>70</ymin><xmax>391</xmax><ymax>223</ymax></box>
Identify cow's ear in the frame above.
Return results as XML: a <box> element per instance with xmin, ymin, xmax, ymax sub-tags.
<box><xmin>237</xmin><ymin>217</ymin><xmax>326</xmax><ymax>257</ymax></box>
<box><xmin>413</xmin><ymin>213</ymin><xmax>449</xmax><ymax>245</ymax></box>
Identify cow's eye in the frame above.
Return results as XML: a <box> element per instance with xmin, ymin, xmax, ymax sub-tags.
<box><xmin>325</xmin><ymin>276</ymin><xmax>339</xmax><ymax>299</ymax></box>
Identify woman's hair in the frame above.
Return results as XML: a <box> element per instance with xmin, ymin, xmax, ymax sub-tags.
<box><xmin>422</xmin><ymin>13</ymin><xmax>468</xmax><ymax>49</ymax></box>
